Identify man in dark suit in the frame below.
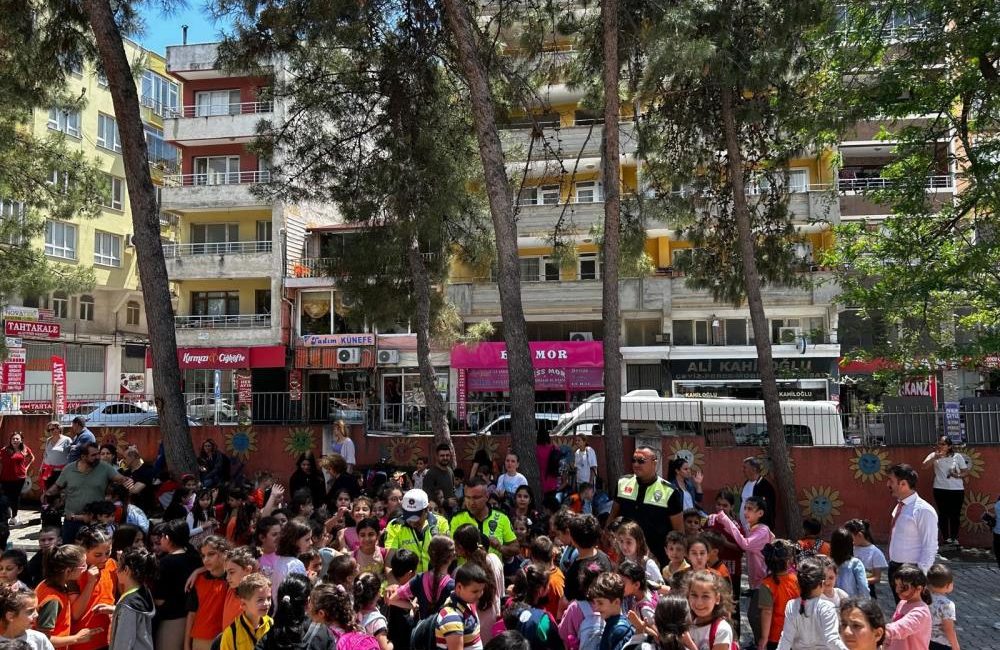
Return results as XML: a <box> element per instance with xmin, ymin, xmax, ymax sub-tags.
<box><xmin>740</xmin><ymin>456</ymin><xmax>777</xmax><ymax>529</ymax></box>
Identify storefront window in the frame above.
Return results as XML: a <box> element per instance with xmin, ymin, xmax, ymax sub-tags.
<box><xmin>300</xmin><ymin>290</ymin><xmax>333</xmax><ymax>335</ymax></box>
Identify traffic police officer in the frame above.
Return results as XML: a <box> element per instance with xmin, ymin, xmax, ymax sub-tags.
<box><xmin>384</xmin><ymin>488</ymin><xmax>449</xmax><ymax>571</ymax></box>
<box><xmin>449</xmin><ymin>477</ymin><xmax>518</xmax><ymax>558</ymax></box>
<box><xmin>608</xmin><ymin>445</ymin><xmax>684</xmax><ymax>566</ymax></box>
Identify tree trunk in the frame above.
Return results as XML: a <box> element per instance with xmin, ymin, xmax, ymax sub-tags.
<box><xmin>406</xmin><ymin>239</ymin><xmax>454</xmax><ymax>459</ymax></box>
<box><xmin>600</xmin><ymin>0</ymin><xmax>624</xmax><ymax>486</ymax></box>
<box><xmin>82</xmin><ymin>0</ymin><xmax>198</xmax><ymax>476</ymax></box>
<box><xmin>719</xmin><ymin>85</ymin><xmax>801</xmax><ymax>538</ymax></box>
<box><xmin>442</xmin><ymin>0</ymin><xmax>539</xmax><ymax>493</ymax></box>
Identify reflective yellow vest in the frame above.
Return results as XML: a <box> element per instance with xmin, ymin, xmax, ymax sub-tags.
<box><xmin>617</xmin><ymin>475</ymin><xmax>675</xmax><ymax>508</ymax></box>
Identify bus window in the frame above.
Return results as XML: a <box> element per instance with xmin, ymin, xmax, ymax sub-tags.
<box><xmin>657</xmin><ymin>421</ymin><xmax>700</xmax><ymax>436</ymax></box>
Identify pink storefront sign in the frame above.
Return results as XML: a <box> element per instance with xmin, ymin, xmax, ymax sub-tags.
<box><xmin>450</xmin><ymin>341</ymin><xmax>604</xmax><ymax>369</ymax></box>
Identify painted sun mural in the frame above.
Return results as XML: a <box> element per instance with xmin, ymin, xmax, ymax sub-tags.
<box><xmin>225</xmin><ymin>426</ymin><xmax>258</xmax><ymax>460</ymax></box>
<box><xmin>850</xmin><ymin>447</ymin><xmax>892</xmax><ymax>484</ymax></box>
<box><xmin>799</xmin><ymin>486</ymin><xmax>844</xmax><ymax>525</ymax></box>
<box><xmin>668</xmin><ymin>440</ymin><xmax>705</xmax><ymax>472</ymax></box>
<box><xmin>960</xmin><ymin>491</ymin><xmax>994</xmax><ymax>534</ymax></box>
<box><xmin>385</xmin><ymin>437</ymin><xmax>422</xmax><ymax>467</ymax></box>
<box><xmin>283</xmin><ymin>427</ymin><xmax>316</xmax><ymax>457</ymax></box>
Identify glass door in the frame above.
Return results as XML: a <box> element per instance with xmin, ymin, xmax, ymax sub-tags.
<box><xmin>194</xmin><ymin>156</ymin><xmax>240</xmax><ymax>185</ymax></box>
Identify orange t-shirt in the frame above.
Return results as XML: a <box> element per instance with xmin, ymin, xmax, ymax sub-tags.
<box><xmin>708</xmin><ymin>561</ymin><xmax>731</xmax><ymax>580</ymax></box>
<box><xmin>222</xmin><ymin>587</ymin><xmax>242</xmax><ymax>628</ymax></box>
<box><xmin>189</xmin><ymin>572</ymin><xmax>230</xmax><ymax>640</ymax></box>
<box><xmin>797</xmin><ymin>537</ymin><xmax>831</xmax><ymax>557</ymax></box>
<box><xmin>73</xmin><ymin>558</ymin><xmax>118</xmax><ymax>650</ymax></box>
<box><xmin>762</xmin><ymin>572</ymin><xmax>800</xmax><ymax>643</ymax></box>
<box><xmin>540</xmin><ymin>566</ymin><xmax>565</xmax><ymax>618</ymax></box>
<box><xmin>35</xmin><ymin>582</ymin><xmax>73</xmax><ymax>638</ymax></box>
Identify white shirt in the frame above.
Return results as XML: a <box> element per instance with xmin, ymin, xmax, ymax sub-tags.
<box><xmin>9</xmin><ymin>630</ymin><xmax>55</xmax><ymax>650</ymax></box>
<box><xmin>853</xmin><ymin>544</ymin><xmax>888</xmax><ymax>571</ymax></box>
<box><xmin>412</xmin><ymin>468</ymin><xmax>427</xmax><ymax>489</ymax></box>
<box><xmin>495</xmin><ymin>472</ymin><xmax>528</xmax><ymax>496</ymax></box>
<box><xmin>42</xmin><ymin>435</ymin><xmax>72</xmax><ymax>466</ymax></box>
<box><xmin>775</xmin><ymin>598</ymin><xmax>849</xmax><ymax>650</ymax></box>
<box><xmin>888</xmin><ymin>492</ymin><xmax>938</xmax><ymax>571</ymax></box>
<box><xmin>740</xmin><ymin>479</ymin><xmax>757</xmax><ymax>528</ymax></box>
<box><xmin>574</xmin><ymin>446</ymin><xmax>597</xmax><ymax>484</ymax></box>
<box><xmin>689</xmin><ymin>619</ymin><xmax>733</xmax><ymax>650</ymax></box>
<box><xmin>931</xmin><ymin>453</ymin><xmax>967</xmax><ymax>491</ymax></box>
<box><xmin>331</xmin><ymin>437</ymin><xmax>356</xmax><ymax>466</ymax></box>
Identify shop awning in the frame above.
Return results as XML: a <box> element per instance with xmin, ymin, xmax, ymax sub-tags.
<box><xmin>453</xmin><ymin>341</ymin><xmax>604</xmax><ymax>392</ymax></box>
<box><xmin>146</xmin><ymin>345</ymin><xmax>286</xmax><ymax>369</ymax></box>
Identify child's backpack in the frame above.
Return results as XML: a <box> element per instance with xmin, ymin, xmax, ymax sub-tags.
<box><xmin>410</xmin><ymin>587</ymin><xmax>453</xmax><ymax>649</ymax></box>
<box><xmin>336</xmin><ymin>631</ymin><xmax>381</xmax><ymax>650</ymax></box>
<box><xmin>576</xmin><ymin>600</ymin><xmax>605</xmax><ymax>650</ymax></box>
<box><xmin>709</xmin><ymin>617</ymin><xmax>739</xmax><ymax>650</ymax></box>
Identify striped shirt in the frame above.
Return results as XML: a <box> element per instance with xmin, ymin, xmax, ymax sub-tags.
<box><xmin>434</xmin><ymin>594</ymin><xmax>482</xmax><ymax>650</ymax></box>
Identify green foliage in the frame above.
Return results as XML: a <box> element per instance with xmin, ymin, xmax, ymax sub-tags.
<box><xmin>636</xmin><ymin>0</ymin><xmax>839</xmax><ymax>305</ymax></box>
<box><xmin>823</xmin><ymin>0</ymin><xmax>1000</xmax><ymax>364</ymax></box>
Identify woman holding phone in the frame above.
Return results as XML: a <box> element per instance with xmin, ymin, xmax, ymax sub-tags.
<box><xmin>0</xmin><ymin>432</ymin><xmax>34</xmax><ymax>525</ymax></box>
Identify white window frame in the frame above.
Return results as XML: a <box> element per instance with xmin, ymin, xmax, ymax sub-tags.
<box><xmin>141</xmin><ymin>70</ymin><xmax>179</xmax><ymax>117</ymax></box>
<box><xmin>578</xmin><ymin>253</ymin><xmax>600</xmax><ymax>281</ymax></box>
<box><xmin>49</xmin><ymin>170</ymin><xmax>71</xmax><ymax>192</ymax></box>
<box><xmin>44</xmin><ymin>220</ymin><xmax>77</xmax><ymax>260</ymax></box>
<box><xmin>193</xmin><ymin>156</ymin><xmax>241</xmax><ymax>186</ymax></box>
<box><xmin>674</xmin><ymin>319</ymin><xmax>711</xmax><ymax>346</ymax></box>
<box><xmin>518</xmin><ymin>257</ymin><xmax>541</xmax><ymax>282</ymax></box>
<box><xmin>79</xmin><ymin>295</ymin><xmax>95</xmax><ymax>321</ymax></box>
<box><xmin>52</xmin><ymin>292</ymin><xmax>69</xmax><ymax>319</ymax></box>
<box><xmin>194</xmin><ymin>89</ymin><xmax>242</xmax><ymax>117</ymax></box>
<box><xmin>47</xmin><ymin>109</ymin><xmax>81</xmax><ymax>137</ymax></box>
<box><xmin>542</xmin><ymin>257</ymin><xmax>560</xmax><ymax>281</ymax></box>
<box><xmin>518</xmin><ymin>187</ymin><xmax>538</xmax><ymax>206</ymax></box>
<box><xmin>97</xmin><ymin>113</ymin><xmax>122</xmax><ymax>153</ymax></box>
<box><xmin>748</xmin><ymin>168</ymin><xmax>809</xmax><ymax>195</ymax></box>
<box><xmin>94</xmin><ymin>231</ymin><xmax>122</xmax><ymax>267</ymax></box>
<box><xmin>0</xmin><ymin>199</ymin><xmax>26</xmax><ymax>245</ymax></box>
<box><xmin>103</xmin><ymin>175</ymin><xmax>123</xmax><ymax>210</ymax></box>
<box><xmin>126</xmin><ymin>301</ymin><xmax>141</xmax><ymax>326</ymax></box>
<box><xmin>574</xmin><ymin>181</ymin><xmax>602</xmax><ymax>203</ymax></box>
<box><xmin>540</xmin><ymin>185</ymin><xmax>560</xmax><ymax>205</ymax></box>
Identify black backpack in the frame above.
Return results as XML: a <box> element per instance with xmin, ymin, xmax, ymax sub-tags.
<box><xmin>410</xmin><ymin>589</ymin><xmax>452</xmax><ymax>649</ymax></box>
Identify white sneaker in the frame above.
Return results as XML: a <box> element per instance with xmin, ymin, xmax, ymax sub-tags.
<box><xmin>6</xmin><ymin>517</ymin><xmax>18</xmax><ymax>527</ymax></box>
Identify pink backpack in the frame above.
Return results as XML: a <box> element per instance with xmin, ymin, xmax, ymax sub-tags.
<box><xmin>709</xmin><ymin>618</ymin><xmax>739</xmax><ymax>650</ymax></box>
<box><xmin>331</xmin><ymin>628</ymin><xmax>380</xmax><ymax>650</ymax></box>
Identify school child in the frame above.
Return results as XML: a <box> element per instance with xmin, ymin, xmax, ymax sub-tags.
<box><xmin>186</xmin><ymin>536</ymin><xmax>232</xmax><ymax>650</ymax></box>
<box><xmin>844</xmin><ymin>519</ymin><xmax>888</xmax><ymax>600</ymax></box>
<box><xmin>618</xmin><ymin>560</ymin><xmax>656</xmax><ymax>634</ymax></box>
<box><xmin>223</xmin><ymin>547</ymin><xmax>259</xmax><ymax>628</ymax></box>
<box><xmin>661</xmin><ymin>532</ymin><xmax>691</xmax><ymax>586</ymax></box>
<box><xmin>0</xmin><ymin>550</ymin><xmax>28</xmax><ymax>590</ymax></box>
<box><xmin>550</xmin><ymin>510</ymin><xmax>578</xmax><ymax>576</ymax></box>
<box><xmin>686</xmin><ymin>570</ymin><xmax>735</xmax><ymax>650</ymax></box>
<box><xmin>108</xmin><ymin>547</ymin><xmax>158</xmax><ymax>650</ymax></box>
<box><xmin>22</xmin><ymin>526</ymin><xmax>60</xmax><ymax>588</ymax></box>
<box><xmin>340</xmin><ymin>497</ymin><xmax>374</xmax><ymax>552</ymax></box>
<box><xmin>927</xmin><ymin>564</ymin><xmax>960</xmax><ymax>650</ymax></box>
<box><xmin>830</xmin><ymin>528</ymin><xmax>869</xmax><ymax>599</ymax></box>
<box><xmin>435</xmin><ymin>563</ymin><xmax>489</xmax><ymax>650</ymax></box>
<box><xmin>683</xmin><ymin>509</ymin><xmax>704</xmax><ymax>537</ymax></box>
<box><xmin>500</xmin><ymin>564</ymin><xmax>562</xmax><ymax>649</ymax></box>
<box><xmin>412</xmin><ymin>457</ymin><xmax>428</xmax><ymax>490</ymax></box>
<box><xmin>73</xmin><ymin>527</ymin><xmax>118</xmax><ymax>650</ymax></box>
<box><xmin>36</xmin><ymin>545</ymin><xmax>98</xmax><ymax>648</ymax></box>
<box><xmin>756</xmin><ymin>540</ymin><xmax>800</xmax><ymax>650</ymax></box>
<box><xmin>774</xmin><ymin>556</ymin><xmax>847</xmax><ymax>650</ymax></box>
<box><xmin>386</xmin><ymin>550</ymin><xmax>419</xmax><ymax>650</ymax></box>
<box><xmin>563</xmin><ymin>515</ymin><xmax>613</xmax><ymax>604</ymax></box>
<box><xmin>884</xmin><ymin>564</ymin><xmax>932</xmax><ymax>650</ymax></box>
<box><xmin>818</xmin><ymin>555</ymin><xmax>848</xmax><ymax>607</ymax></box>
<box><xmin>299</xmin><ymin>550</ymin><xmax>323</xmax><ymax>581</ymax></box>
<box><xmin>190</xmin><ymin>490</ymin><xmax>217</xmax><ymax>548</ymax></box>
<box><xmin>627</xmin><ymin>595</ymin><xmax>692</xmax><ymax>650</ymax></box>
<box><xmin>527</xmin><ymin>536</ymin><xmax>564</xmax><ymax>620</ymax></box>
<box><xmin>798</xmin><ymin>518</ymin><xmax>831</xmax><ymax>556</ymax></box>
<box><xmin>219</xmin><ymin>574</ymin><xmax>273</xmax><ymax>650</ymax></box>
<box><xmin>352</xmin><ymin>572</ymin><xmax>391</xmax><ymax>650</ymax></box>
<box><xmin>687</xmin><ymin>537</ymin><xmax>711</xmax><ymax>574</ymax></box>
<box><xmin>83</xmin><ymin>501</ymin><xmax>118</xmax><ymax>538</ymax></box>
<box><xmin>386</xmin><ymin>536</ymin><xmax>455</xmax><ymax>620</ymax></box>
<box><xmin>352</xmin><ymin>517</ymin><xmax>388</xmax><ymax>582</ymax></box>
<box><xmin>707</xmin><ymin>491</ymin><xmax>743</xmax><ymax>593</ymax></box>
<box><xmin>307</xmin><ymin>582</ymin><xmax>377</xmax><ymax>647</ymax></box>
<box><xmin>615</xmin><ymin>522</ymin><xmax>662</xmax><ymax>587</ymax></box>
<box><xmin>588</xmin><ymin>573</ymin><xmax>632</xmax><ymax>650</ymax></box>
<box><xmin>699</xmin><ymin>532</ymin><xmax>731</xmax><ymax>582</ymax></box>
<box><xmin>557</xmin><ymin>563</ymin><xmax>605</xmax><ymax>650</ymax></box>
<box><xmin>0</xmin><ymin>583</ymin><xmax>52</xmax><ymax>648</ymax></box>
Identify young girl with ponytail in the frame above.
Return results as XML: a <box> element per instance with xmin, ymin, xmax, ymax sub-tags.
<box><xmin>257</xmin><ymin>573</ymin><xmax>332</xmax><ymax>650</ymax></box>
<box><xmin>774</xmin><ymin>556</ymin><xmax>848</xmax><ymax>650</ymax></box>
<box><xmin>453</xmin><ymin>523</ymin><xmax>502</xmax><ymax>641</ymax></box>
<box><xmin>108</xmin><ymin>547</ymin><xmax>158</xmax><ymax>650</ymax></box>
<box><xmin>884</xmin><ymin>564</ymin><xmax>932</xmax><ymax>650</ymax></box>
<box><xmin>500</xmin><ymin>564</ymin><xmax>562</xmax><ymax>650</ymax></box>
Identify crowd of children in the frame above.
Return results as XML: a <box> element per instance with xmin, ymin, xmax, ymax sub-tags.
<box><xmin>0</xmin><ymin>441</ymin><xmax>969</xmax><ymax>650</ymax></box>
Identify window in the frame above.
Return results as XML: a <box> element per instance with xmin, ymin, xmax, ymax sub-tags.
<box><xmin>256</xmin><ymin>220</ymin><xmax>272</xmax><ymax>250</ymax></box>
<box><xmin>79</xmin><ymin>295</ymin><xmax>94</xmax><ymax>321</ymax></box>
<box><xmin>540</xmin><ymin>185</ymin><xmax>560</xmax><ymax>205</ymax></box>
<box><xmin>519</xmin><ymin>257</ymin><xmax>540</xmax><ymax>281</ymax></box>
<box><xmin>52</xmin><ymin>292</ymin><xmax>69</xmax><ymax>319</ymax></box>
<box><xmin>194</xmin><ymin>89</ymin><xmax>242</xmax><ymax>117</ymax></box>
<box><xmin>97</xmin><ymin>114</ymin><xmax>122</xmax><ymax>152</ymax></box>
<box><xmin>255</xmin><ymin>290</ymin><xmax>271</xmax><ymax>314</ymax></box>
<box><xmin>574</xmin><ymin>181</ymin><xmax>601</xmax><ymax>203</ymax></box>
<box><xmin>145</xmin><ymin>124</ymin><xmax>178</xmax><ymax>171</ymax></box>
<box><xmin>94</xmin><ymin>231</ymin><xmax>122</xmax><ymax>267</ymax></box>
<box><xmin>191</xmin><ymin>223</ymin><xmax>240</xmax><ymax>254</ymax></box>
<box><xmin>102</xmin><ymin>175</ymin><xmax>123</xmax><ymax>210</ymax></box>
<box><xmin>518</xmin><ymin>187</ymin><xmax>538</xmax><ymax>205</ymax></box>
<box><xmin>191</xmin><ymin>291</ymin><xmax>240</xmax><ymax>316</ymax></box>
<box><xmin>48</xmin><ymin>169</ymin><xmax>71</xmax><ymax>192</ymax></box>
<box><xmin>0</xmin><ymin>199</ymin><xmax>27</xmax><ymax>245</ymax></box>
<box><xmin>96</xmin><ymin>70</ymin><xmax>108</xmax><ymax>87</ymax></box>
<box><xmin>725</xmin><ymin>319</ymin><xmax>749</xmax><ymax>345</ymax></box>
<box><xmin>47</xmin><ymin>109</ymin><xmax>81</xmax><ymax>137</ymax></box>
<box><xmin>672</xmin><ymin>320</ymin><xmax>711</xmax><ymax>346</ymax></box>
<box><xmin>542</xmin><ymin>257</ymin><xmax>560</xmax><ymax>281</ymax></box>
<box><xmin>193</xmin><ymin>156</ymin><xmax>241</xmax><ymax>185</ymax></box>
<box><xmin>579</xmin><ymin>254</ymin><xmax>600</xmax><ymax>280</ymax></box>
<box><xmin>141</xmin><ymin>70</ymin><xmax>179</xmax><ymax>117</ymax></box>
<box><xmin>126</xmin><ymin>301</ymin><xmax>141</xmax><ymax>326</ymax></box>
<box><xmin>44</xmin><ymin>220</ymin><xmax>77</xmax><ymax>259</ymax></box>
<box><xmin>771</xmin><ymin>318</ymin><xmax>802</xmax><ymax>344</ymax></box>
<box><xmin>749</xmin><ymin>169</ymin><xmax>809</xmax><ymax>195</ymax></box>
<box><xmin>300</xmin><ymin>290</ymin><xmax>333</xmax><ymax>335</ymax></box>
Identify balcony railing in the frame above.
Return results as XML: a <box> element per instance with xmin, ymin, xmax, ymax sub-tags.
<box><xmin>165</xmin><ymin>241</ymin><xmax>273</xmax><ymax>257</ymax></box>
<box><xmin>162</xmin><ymin>171</ymin><xmax>271</xmax><ymax>187</ymax></box>
<box><xmin>837</xmin><ymin>175</ymin><xmax>953</xmax><ymax>192</ymax></box>
<box><xmin>166</xmin><ymin>102</ymin><xmax>274</xmax><ymax>119</ymax></box>
<box><xmin>175</xmin><ymin>314</ymin><xmax>272</xmax><ymax>329</ymax></box>
<box><xmin>290</xmin><ymin>257</ymin><xmax>335</xmax><ymax>278</ymax></box>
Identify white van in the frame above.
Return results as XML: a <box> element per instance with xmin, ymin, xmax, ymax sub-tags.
<box><xmin>552</xmin><ymin>390</ymin><xmax>845</xmax><ymax>446</ymax></box>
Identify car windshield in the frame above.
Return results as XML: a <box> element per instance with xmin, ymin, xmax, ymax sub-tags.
<box><xmin>66</xmin><ymin>404</ymin><xmax>97</xmax><ymax>414</ymax></box>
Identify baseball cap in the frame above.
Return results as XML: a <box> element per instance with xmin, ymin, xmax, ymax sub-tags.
<box><xmin>402</xmin><ymin>489</ymin><xmax>429</xmax><ymax>520</ymax></box>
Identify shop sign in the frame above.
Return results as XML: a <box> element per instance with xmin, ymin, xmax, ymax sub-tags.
<box><xmin>51</xmin><ymin>356</ymin><xmax>67</xmax><ymax>417</ymax></box>
<box><xmin>944</xmin><ymin>401</ymin><xmax>963</xmax><ymax>444</ymax></box>
<box><xmin>456</xmin><ymin>369</ymin><xmax>467</xmax><ymax>421</ymax></box>
<box><xmin>299</xmin><ymin>333</ymin><xmax>376</xmax><ymax>347</ymax></box>
<box><xmin>2</xmin><ymin>306</ymin><xmax>38</xmax><ymax>322</ymax></box>
<box><xmin>450</xmin><ymin>341</ymin><xmax>604</xmax><ymax>369</ymax></box>
<box><xmin>178</xmin><ymin>347</ymin><xmax>250</xmax><ymax>369</ymax></box>
<box><xmin>288</xmin><ymin>370</ymin><xmax>302</xmax><ymax>401</ymax></box>
<box><xmin>120</xmin><ymin>373</ymin><xmax>145</xmax><ymax>395</ymax></box>
<box><xmin>1</xmin><ymin>363</ymin><xmax>24</xmax><ymax>392</ymax></box>
<box><xmin>5</xmin><ymin>320</ymin><xmax>59</xmax><ymax>339</ymax></box>
<box><xmin>670</xmin><ymin>357</ymin><xmax>830</xmax><ymax>380</ymax></box>
<box><xmin>899</xmin><ymin>376</ymin><xmax>937</xmax><ymax>402</ymax></box>
<box><xmin>235</xmin><ymin>373</ymin><xmax>253</xmax><ymax>406</ymax></box>
<box><xmin>5</xmin><ymin>348</ymin><xmax>25</xmax><ymax>364</ymax></box>
<box><xmin>5</xmin><ymin>338</ymin><xmax>21</xmax><ymax>348</ymax></box>
<box><xmin>0</xmin><ymin>393</ymin><xmax>19</xmax><ymax>413</ymax></box>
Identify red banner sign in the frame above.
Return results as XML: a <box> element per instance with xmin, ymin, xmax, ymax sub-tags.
<box><xmin>5</xmin><ymin>320</ymin><xmax>60</xmax><ymax>339</ymax></box>
<box><xmin>288</xmin><ymin>369</ymin><xmax>302</xmax><ymax>401</ymax></box>
<box><xmin>51</xmin><ymin>356</ymin><xmax>67</xmax><ymax>417</ymax></box>
<box><xmin>235</xmin><ymin>373</ymin><xmax>252</xmax><ymax>406</ymax></box>
<box><xmin>178</xmin><ymin>347</ymin><xmax>250</xmax><ymax>369</ymax></box>
<box><xmin>1</xmin><ymin>363</ymin><xmax>24</xmax><ymax>392</ymax></box>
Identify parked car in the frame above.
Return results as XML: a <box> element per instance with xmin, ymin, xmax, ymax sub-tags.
<box><xmin>476</xmin><ymin>413</ymin><xmax>561</xmax><ymax>436</ymax></box>
<box><xmin>330</xmin><ymin>397</ymin><xmax>365</xmax><ymax>423</ymax></box>
<box><xmin>132</xmin><ymin>414</ymin><xmax>201</xmax><ymax>427</ymax></box>
<box><xmin>186</xmin><ymin>396</ymin><xmax>237</xmax><ymax>422</ymax></box>
<box><xmin>60</xmin><ymin>401</ymin><xmax>154</xmax><ymax>427</ymax></box>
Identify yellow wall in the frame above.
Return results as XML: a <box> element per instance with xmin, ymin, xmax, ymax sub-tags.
<box><xmin>177</xmin><ymin>279</ymin><xmax>271</xmax><ymax>313</ymax></box>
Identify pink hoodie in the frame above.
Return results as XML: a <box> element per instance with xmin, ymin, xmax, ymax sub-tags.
<box><xmin>710</xmin><ymin>513</ymin><xmax>773</xmax><ymax>588</ymax></box>
<box><xmin>885</xmin><ymin>600</ymin><xmax>932</xmax><ymax>650</ymax></box>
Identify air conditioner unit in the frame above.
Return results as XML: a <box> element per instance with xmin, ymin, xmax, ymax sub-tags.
<box><xmin>778</xmin><ymin>326</ymin><xmax>803</xmax><ymax>343</ymax></box>
<box><xmin>377</xmin><ymin>349</ymin><xmax>400</xmax><ymax>365</ymax></box>
<box><xmin>569</xmin><ymin>331</ymin><xmax>594</xmax><ymax>342</ymax></box>
<box><xmin>125</xmin><ymin>234</ymin><xmax>136</xmax><ymax>248</ymax></box>
<box><xmin>337</xmin><ymin>347</ymin><xmax>361</xmax><ymax>364</ymax></box>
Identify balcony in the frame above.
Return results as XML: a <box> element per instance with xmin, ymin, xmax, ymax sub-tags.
<box><xmin>164</xmin><ymin>102</ymin><xmax>274</xmax><ymax>146</ymax></box>
<box><xmin>448</xmin><ymin>279</ymin><xmax>605</xmax><ymax>319</ymax></box>
<box><xmin>837</xmin><ymin>175</ymin><xmax>953</xmax><ymax>218</ymax></box>
<box><xmin>501</xmin><ymin>121</ymin><xmax>637</xmax><ymax>162</ymax></box>
<box><xmin>174</xmin><ymin>313</ymin><xmax>276</xmax><ymax>345</ymax></box>
<box><xmin>286</xmin><ymin>257</ymin><xmax>337</xmax><ymax>288</ymax></box>
<box><xmin>159</xmin><ymin>171</ymin><xmax>271</xmax><ymax>212</ymax></box>
<box><xmin>164</xmin><ymin>241</ymin><xmax>274</xmax><ymax>280</ymax></box>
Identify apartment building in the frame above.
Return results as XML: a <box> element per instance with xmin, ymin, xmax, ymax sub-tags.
<box><xmin>5</xmin><ymin>41</ymin><xmax>178</xmax><ymax>408</ymax></box>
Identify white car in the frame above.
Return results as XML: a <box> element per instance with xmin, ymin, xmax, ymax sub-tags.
<box><xmin>186</xmin><ymin>396</ymin><xmax>237</xmax><ymax>422</ymax></box>
<box><xmin>60</xmin><ymin>401</ymin><xmax>154</xmax><ymax>427</ymax></box>
<box><xmin>476</xmin><ymin>413</ymin><xmax>561</xmax><ymax>436</ymax></box>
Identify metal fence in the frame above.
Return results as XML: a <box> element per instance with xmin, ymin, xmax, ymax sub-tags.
<box><xmin>11</xmin><ymin>388</ymin><xmax>1000</xmax><ymax>445</ymax></box>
